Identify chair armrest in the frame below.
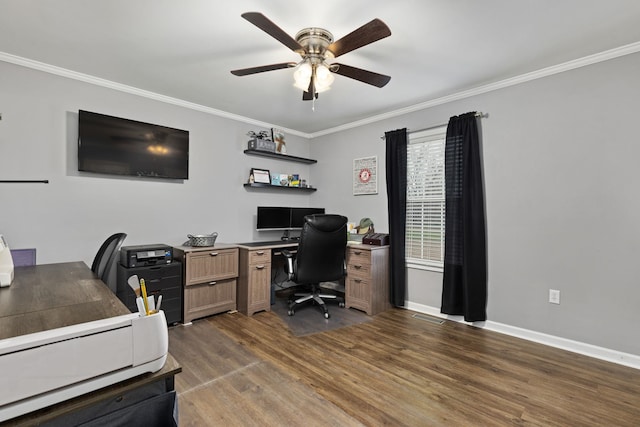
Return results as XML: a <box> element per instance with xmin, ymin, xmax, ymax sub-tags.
<box><xmin>281</xmin><ymin>249</ymin><xmax>295</xmax><ymax>281</ymax></box>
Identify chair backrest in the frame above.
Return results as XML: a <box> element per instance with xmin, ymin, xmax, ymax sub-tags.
<box><xmin>91</xmin><ymin>233</ymin><xmax>127</xmax><ymax>283</ymax></box>
<box><xmin>294</xmin><ymin>214</ymin><xmax>348</xmax><ymax>284</ymax></box>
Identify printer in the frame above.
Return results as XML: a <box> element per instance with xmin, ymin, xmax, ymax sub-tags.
<box><xmin>120</xmin><ymin>244</ymin><xmax>173</xmax><ymax>268</ymax></box>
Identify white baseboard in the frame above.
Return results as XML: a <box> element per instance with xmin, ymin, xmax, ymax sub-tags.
<box><xmin>404</xmin><ymin>302</ymin><xmax>640</xmax><ymax>370</ymax></box>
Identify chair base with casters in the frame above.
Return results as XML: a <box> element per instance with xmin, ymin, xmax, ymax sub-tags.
<box><xmin>287</xmin><ymin>283</ymin><xmax>345</xmax><ymax>319</ymax></box>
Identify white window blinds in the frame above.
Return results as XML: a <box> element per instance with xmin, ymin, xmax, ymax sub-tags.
<box><xmin>406</xmin><ymin>127</ymin><xmax>446</xmax><ymax>270</ymax></box>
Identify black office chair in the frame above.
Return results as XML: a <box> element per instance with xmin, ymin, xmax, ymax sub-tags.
<box><xmin>283</xmin><ymin>214</ymin><xmax>348</xmax><ymax>319</ymax></box>
<box><xmin>91</xmin><ymin>233</ymin><xmax>127</xmax><ymax>283</ymax></box>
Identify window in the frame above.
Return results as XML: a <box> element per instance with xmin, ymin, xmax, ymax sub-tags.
<box><xmin>406</xmin><ymin>126</ymin><xmax>446</xmax><ymax>271</ymax></box>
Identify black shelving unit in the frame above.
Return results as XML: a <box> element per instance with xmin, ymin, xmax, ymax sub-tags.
<box><xmin>117</xmin><ymin>262</ymin><xmax>183</xmax><ymax>325</ymax></box>
<box><xmin>243</xmin><ymin>149</ymin><xmax>317</xmax><ymax>164</ymax></box>
<box><xmin>243</xmin><ymin>183</ymin><xmax>317</xmax><ymax>192</ymax></box>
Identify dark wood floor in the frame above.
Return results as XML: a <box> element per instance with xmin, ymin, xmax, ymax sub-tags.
<box><xmin>168</xmin><ymin>308</ymin><xmax>640</xmax><ymax>426</ymax></box>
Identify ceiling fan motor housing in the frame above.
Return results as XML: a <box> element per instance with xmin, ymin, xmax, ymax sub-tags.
<box><xmin>295</xmin><ymin>28</ymin><xmax>334</xmax><ymax>61</ymax></box>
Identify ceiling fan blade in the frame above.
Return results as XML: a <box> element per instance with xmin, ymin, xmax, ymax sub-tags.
<box><xmin>241</xmin><ymin>12</ymin><xmax>304</xmax><ymax>53</ymax></box>
<box><xmin>302</xmin><ymin>76</ymin><xmax>318</xmax><ymax>100</ymax></box>
<box><xmin>332</xmin><ymin>63</ymin><xmax>391</xmax><ymax>87</ymax></box>
<box><xmin>327</xmin><ymin>19</ymin><xmax>391</xmax><ymax>58</ymax></box>
<box><xmin>231</xmin><ymin>62</ymin><xmax>296</xmax><ymax>76</ymax></box>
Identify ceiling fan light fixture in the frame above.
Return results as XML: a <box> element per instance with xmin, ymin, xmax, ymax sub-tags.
<box><xmin>314</xmin><ymin>63</ymin><xmax>334</xmax><ymax>93</ymax></box>
<box><xmin>293</xmin><ymin>60</ymin><xmax>312</xmax><ymax>90</ymax></box>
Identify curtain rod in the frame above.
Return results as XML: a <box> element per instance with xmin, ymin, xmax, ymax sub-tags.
<box><xmin>0</xmin><ymin>180</ymin><xmax>49</xmax><ymax>184</ymax></box>
<box><xmin>380</xmin><ymin>112</ymin><xmax>487</xmax><ymax>140</ymax></box>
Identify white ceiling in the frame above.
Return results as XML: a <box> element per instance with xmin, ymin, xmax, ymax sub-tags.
<box><xmin>2</xmin><ymin>0</ymin><xmax>640</xmax><ymax>136</ymax></box>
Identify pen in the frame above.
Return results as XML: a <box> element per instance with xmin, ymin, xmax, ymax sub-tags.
<box><xmin>140</xmin><ymin>278</ymin><xmax>150</xmax><ymax>316</ymax></box>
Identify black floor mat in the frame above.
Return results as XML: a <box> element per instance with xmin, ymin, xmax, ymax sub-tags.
<box><xmin>271</xmin><ymin>294</ymin><xmax>372</xmax><ymax>337</ymax></box>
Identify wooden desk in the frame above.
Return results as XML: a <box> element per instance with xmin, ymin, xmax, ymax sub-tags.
<box><xmin>0</xmin><ymin>262</ymin><xmax>181</xmax><ymax>425</ymax></box>
<box><xmin>236</xmin><ymin>241</ymin><xmax>298</xmax><ymax>316</ymax></box>
<box><xmin>235</xmin><ymin>241</ymin><xmax>390</xmax><ymax>317</ymax></box>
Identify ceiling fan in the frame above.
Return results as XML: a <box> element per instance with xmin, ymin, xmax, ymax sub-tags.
<box><xmin>230</xmin><ymin>12</ymin><xmax>391</xmax><ymax>101</ymax></box>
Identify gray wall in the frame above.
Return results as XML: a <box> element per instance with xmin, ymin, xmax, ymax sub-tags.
<box><xmin>310</xmin><ymin>52</ymin><xmax>640</xmax><ymax>356</ymax></box>
<box><xmin>2</xmin><ymin>51</ymin><xmax>639</xmax><ymax>357</ymax></box>
<box><xmin>0</xmin><ymin>60</ymin><xmax>314</xmax><ymax>270</ymax></box>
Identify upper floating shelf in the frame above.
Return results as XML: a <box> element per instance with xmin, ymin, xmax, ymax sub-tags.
<box><xmin>243</xmin><ymin>149</ymin><xmax>317</xmax><ymax>164</ymax></box>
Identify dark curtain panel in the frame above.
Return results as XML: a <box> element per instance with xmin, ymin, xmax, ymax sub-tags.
<box><xmin>385</xmin><ymin>128</ymin><xmax>408</xmax><ymax>307</ymax></box>
<box><xmin>441</xmin><ymin>112</ymin><xmax>487</xmax><ymax>321</ymax></box>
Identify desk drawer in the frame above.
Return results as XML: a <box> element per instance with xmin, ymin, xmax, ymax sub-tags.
<box><xmin>248</xmin><ymin>249</ymin><xmax>270</xmax><ymax>264</ymax></box>
<box><xmin>347</xmin><ymin>248</ymin><xmax>372</xmax><ymax>267</ymax></box>
<box><xmin>347</xmin><ymin>262</ymin><xmax>371</xmax><ymax>277</ymax></box>
<box><xmin>184</xmin><ymin>278</ymin><xmax>237</xmax><ymax>322</ymax></box>
<box><xmin>346</xmin><ymin>275</ymin><xmax>371</xmax><ymax>313</ymax></box>
<box><xmin>185</xmin><ymin>248</ymin><xmax>238</xmax><ymax>286</ymax></box>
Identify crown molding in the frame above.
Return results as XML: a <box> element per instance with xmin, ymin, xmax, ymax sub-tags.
<box><xmin>3</xmin><ymin>40</ymin><xmax>640</xmax><ymax>140</ymax></box>
<box><xmin>310</xmin><ymin>41</ymin><xmax>640</xmax><ymax>138</ymax></box>
<box><xmin>0</xmin><ymin>51</ymin><xmax>308</xmax><ymax>139</ymax></box>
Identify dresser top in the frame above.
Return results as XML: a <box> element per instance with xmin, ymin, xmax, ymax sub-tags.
<box><xmin>172</xmin><ymin>242</ymin><xmax>238</xmax><ymax>253</ymax></box>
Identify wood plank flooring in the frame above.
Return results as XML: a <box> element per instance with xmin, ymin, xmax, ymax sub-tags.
<box><xmin>169</xmin><ymin>308</ymin><xmax>640</xmax><ymax>426</ymax></box>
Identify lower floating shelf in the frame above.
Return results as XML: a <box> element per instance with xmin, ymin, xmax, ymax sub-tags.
<box><xmin>243</xmin><ymin>183</ymin><xmax>317</xmax><ymax>192</ymax></box>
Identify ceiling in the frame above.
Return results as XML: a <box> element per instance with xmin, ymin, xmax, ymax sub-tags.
<box><xmin>2</xmin><ymin>0</ymin><xmax>640</xmax><ymax>136</ymax></box>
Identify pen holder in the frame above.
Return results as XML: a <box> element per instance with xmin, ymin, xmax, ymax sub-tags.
<box><xmin>130</xmin><ymin>310</ymin><xmax>168</xmax><ymax>368</ymax></box>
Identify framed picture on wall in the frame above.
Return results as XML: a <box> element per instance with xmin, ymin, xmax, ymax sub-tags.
<box><xmin>353</xmin><ymin>156</ymin><xmax>378</xmax><ymax>195</ymax></box>
<box><xmin>251</xmin><ymin>168</ymin><xmax>271</xmax><ymax>184</ymax></box>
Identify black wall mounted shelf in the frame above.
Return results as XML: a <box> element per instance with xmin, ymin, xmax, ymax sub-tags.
<box><xmin>243</xmin><ymin>183</ymin><xmax>317</xmax><ymax>192</ymax></box>
<box><xmin>243</xmin><ymin>149</ymin><xmax>317</xmax><ymax>164</ymax></box>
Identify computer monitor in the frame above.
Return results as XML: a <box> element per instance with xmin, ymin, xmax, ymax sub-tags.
<box><xmin>290</xmin><ymin>207</ymin><xmax>326</xmax><ymax>228</ymax></box>
<box><xmin>256</xmin><ymin>206</ymin><xmax>290</xmax><ymax>230</ymax></box>
<box><xmin>256</xmin><ymin>206</ymin><xmax>326</xmax><ymax>231</ymax></box>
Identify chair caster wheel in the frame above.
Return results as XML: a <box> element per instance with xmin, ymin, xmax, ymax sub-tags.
<box><xmin>324</xmin><ymin>312</ymin><xmax>330</xmax><ymax>319</ymax></box>
<box><xmin>339</xmin><ymin>302</ymin><xmax>345</xmax><ymax>308</ymax></box>
<box><xmin>288</xmin><ymin>309</ymin><xmax>294</xmax><ymax>316</ymax></box>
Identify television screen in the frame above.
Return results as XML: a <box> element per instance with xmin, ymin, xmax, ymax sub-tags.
<box><xmin>78</xmin><ymin>110</ymin><xmax>189</xmax><ymax>179</ymax></box>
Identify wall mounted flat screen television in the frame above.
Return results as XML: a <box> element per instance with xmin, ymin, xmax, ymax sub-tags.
<box><xmin>257</xmin><ymin>206</ymin><xmax>325</xmax><ymax>230</ymax></box>
<box><xmin>78</xmin><ymin>110</ymin><xmax>189</xmax><ymax>180</ymax></box>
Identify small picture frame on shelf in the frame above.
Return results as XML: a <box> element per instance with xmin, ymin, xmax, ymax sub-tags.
<box><xmin>251</xmin><ymin>168</ymin><xmax>271</xmax><ymax>184</ymax></box>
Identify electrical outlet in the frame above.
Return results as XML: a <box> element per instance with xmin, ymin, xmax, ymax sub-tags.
<box><xmin>549</xmin><ymin>289</ymin><xmax>560</xmax><ymax>304</ymax></box>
